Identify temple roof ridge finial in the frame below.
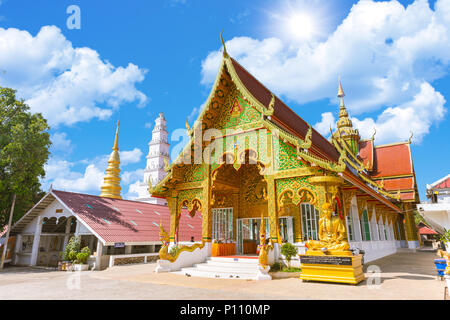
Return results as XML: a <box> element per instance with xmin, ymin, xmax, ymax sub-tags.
<box><xmin>220</xmin><ymin>30</ymin><xmax>228</xmax><ymax>57</ymax></box>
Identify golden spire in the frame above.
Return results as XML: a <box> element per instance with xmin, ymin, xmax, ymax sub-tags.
<box><xmin>220</xmin><ymin>30</ymin><xmax>228</xmax><ymax>57</ymax></box>
<box><xmin>100</xmin><ymin>120</ymin><xmax>122</xmax><ymax>199</ymax></box>
<box><xmin>338</xmin><ymin>77</ymin><xmax>345</xmax><ymax>98</ymax></box>
<box><xmin>334</xmin><ymin>78</ymin><xmax>360</xmax><ymax>154</ymax></box>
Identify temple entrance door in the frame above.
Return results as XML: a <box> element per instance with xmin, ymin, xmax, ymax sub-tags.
<box><xmin>212</xmin><ymin>208</ymin><xmax>234</xmax><ymax>242</ymax></box>
<box><xmin>236</xmin><ymin>218</ymin><xmax>269</xmax><ymax>255</ymax></box>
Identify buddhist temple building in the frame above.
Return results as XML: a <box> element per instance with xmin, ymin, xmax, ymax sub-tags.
<box><xmin>417</xmin><ymin>174</ymin><xmax>450</xmax><ymax>235</ymax></box>
<box><xmin>149</xmin><ymin>37</ymin><xmax>420</xmax><ymax>278</ymax></box>
<box><xmin>1</xmin><ymin>117</ymin><xmax>201</xmax><ymax>270</ymax></box>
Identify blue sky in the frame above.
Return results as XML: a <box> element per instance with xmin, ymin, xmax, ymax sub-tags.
<box><xmin>0</xmin><ymin>0</ymin><xmax>448</xmax><ymax>200</ymax></box>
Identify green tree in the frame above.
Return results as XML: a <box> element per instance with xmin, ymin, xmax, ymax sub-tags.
<box><xmin>0</xmin><ymin>87</ymin><xmax>51</xmax><ymax>229</ymax></box>
<box><xmin>281</xmin><ymin>242</ymin><xmax>298</xmax><ymax>268</ymax></box>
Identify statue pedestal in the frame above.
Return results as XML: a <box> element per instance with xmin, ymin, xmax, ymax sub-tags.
<box><xmin>299</xmin><ymin>254</ymin><xmax>365</xmax><ymax>285</ymax></box>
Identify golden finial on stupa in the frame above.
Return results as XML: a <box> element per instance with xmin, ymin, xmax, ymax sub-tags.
<box><xmin>338</xmin><ymin>77</ymin><xmax>345</xmax><ymax>98</ymax></box>
<box><xmin>333</xmin><ymin>78</ymin><xmax>360</xmax><ymax>154</ymax></box>
<box><xmin>100</xmin><ymin>120</ymin><xmax>122</xmax><ymax>199</ymax></box>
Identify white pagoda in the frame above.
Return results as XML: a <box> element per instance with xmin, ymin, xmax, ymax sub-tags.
<box><xmin>135</xmin><ymin>113</ymin><xmax>170</xmax><ymax>205</ymax></box>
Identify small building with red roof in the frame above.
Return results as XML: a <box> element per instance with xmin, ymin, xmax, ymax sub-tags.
<box><xmin>5</xmin><ymin>189</ymin><xmax>202</xmax><ymax>270</ymax></box>
<box><xmin>417</xmin><ymin>174</ymin><xmax>450</xmax><ymax>235</ymax></box>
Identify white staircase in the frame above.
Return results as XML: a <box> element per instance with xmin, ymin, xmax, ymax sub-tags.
<box><xmin>174</xmin><ymin>256</ymin><xmax>260</xmax><ymax>280</ymax></box>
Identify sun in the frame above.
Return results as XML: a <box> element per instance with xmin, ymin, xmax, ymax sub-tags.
<box><xmin>287</xmin><ymin>12</ymin><xmax>315</xmax><ymax>41</ymax></box>
<box><xmin>263</xmin><ymin>1</ymin><xmax>334</xmax><ymax>44</ymax></box>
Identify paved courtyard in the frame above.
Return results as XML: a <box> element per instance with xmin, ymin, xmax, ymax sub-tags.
<box><xmin>0</xmin><ymin>250</ymin><xmax>446</xmax><ymax>300</ymax></box>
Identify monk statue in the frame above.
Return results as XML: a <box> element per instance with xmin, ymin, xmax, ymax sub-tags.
<box><xmin>305</xmin><ymin>202</ymin><xmax>350</xmax><ymax>254</ymax></box>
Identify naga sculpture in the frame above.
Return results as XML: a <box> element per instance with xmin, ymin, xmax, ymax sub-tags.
<box><xmin>258</xmin><ymin>215</ymin><xmax>273</xmax><ymax>267</ymax></box>
<box><xmin>158</xmin><ymin>220</ymin><xmax>205</xmax><ymax>263</ymax></box>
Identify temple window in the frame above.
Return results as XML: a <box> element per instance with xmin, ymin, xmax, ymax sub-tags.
<box><xmin>346</xmin><ymin>213</ymin><xmax>355</xmax><ymax>242</ymax></box>
<box><xmin>360</xmin><ymin>209</ymin><xmax>371</xmax><ymax>241</ymax></box>
<box><xmin>301</xmin><ymin>203</ymin><xmax>320</xmax><ymax>241</ymax></box>
<box><xmin>212</xmin><ymin>208</ymin><xmax>233</xmax><ymax>242</ymax></box>
<box><xmin>370</xmin><ymin>215</ymin><xmax>379</xmax><ymax>241</ymax></box>
<box><xmin>378</xmin><ymin>221</ymin><xmax>384</xmax><ymax>240</ymax></box>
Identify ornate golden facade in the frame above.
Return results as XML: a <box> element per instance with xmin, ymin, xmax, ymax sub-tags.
<box><xmin>152</xmin><ymin>36</ymin><xmax>416</xmax><ymax>261</ymax></box>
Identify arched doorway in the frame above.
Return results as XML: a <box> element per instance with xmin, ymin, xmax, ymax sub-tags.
<box><xmin>210</xmin><ymin>150</ymin><xmax>269</xmax><ymax>255</ymax></box>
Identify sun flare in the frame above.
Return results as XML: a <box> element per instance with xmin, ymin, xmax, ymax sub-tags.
<box><xmin>287</xmin><ymin>13</ymin><xmax>315</xmax><ymax>41</ymax></box>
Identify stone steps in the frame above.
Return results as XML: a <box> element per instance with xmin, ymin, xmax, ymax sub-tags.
<box><xmin>175</xmin><ymin>256</ymin><xmax>260</xmax><ymax>280</ymax></box>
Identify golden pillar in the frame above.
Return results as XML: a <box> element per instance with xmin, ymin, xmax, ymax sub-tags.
<box><xmin>167</xmin><ymin>192</ymin><xmax>179</xmax><ymax>242</ymax></box>
<box><xmin>403</xmin><ymin>203</ymin><xmax>418</xmax><ymax>241</ymax></box>
<box><xmin>202</xmin><ymin>164</ymin><xmax>213</xmax><ymax>242</ymax></box>
<box><xmin>232</xmin><ymin>192</ymin><xmax>239</xmax><ymax>241</ymax></box>
<box><xmin>266</xmin><ymin>175</ymin><xmax>278</xmax><ymax>242</ymax></box>
<box><xmin>292</xmin><ymin>205</ymin><xmax>302</xmax><ymax>243</ymax></box>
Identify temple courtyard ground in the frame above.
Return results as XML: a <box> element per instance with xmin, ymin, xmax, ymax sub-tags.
<box><xmin>0</xmin><ymin>249</ymin><xmax>446</xmax><ymax>300</ymax></box>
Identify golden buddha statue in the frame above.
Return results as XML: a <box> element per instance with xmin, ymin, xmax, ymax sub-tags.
<box><xmin>305</xmin><ymin>202</ymin><xmax>350</xmax><ymax>254</ymax></box>
<box><xmin>230</xmin><ymin>98</ymin><xmax>242</xmax><ymax>117</ymax></box>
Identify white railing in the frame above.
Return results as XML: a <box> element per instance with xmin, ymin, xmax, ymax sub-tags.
<box><xmin>109</xmin><ymin>253</ymin><xmax>159</xmax><ymax>268</ymax></box>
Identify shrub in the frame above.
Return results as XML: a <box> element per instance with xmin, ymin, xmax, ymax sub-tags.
<box><xmin>76</xmin><ymin>252</ymin><xmax>90</xmax><ymax>264</ymax></box>
<box><xmin>81</xmin><ymin>246</ymin><xmax>91</xmax><ymax>256</ymax></box>
<box><xmin>64</xmin><ymin>236</ymin><xmax>80</xmax><ymax>261</ymax></box>
<box><xmin>271</xmin><ymin>262</ymin><xmax>282</xmax><ymax>271</ymax></box>
<box><xmin>440</xmin><ymin>229</ymin><xmax>450</xmax><ymax>248</ymax></box>
<box><xmin>281</xmin><ymin>242</ymin><xmax>298</xmax><ymax>268</ymax></box>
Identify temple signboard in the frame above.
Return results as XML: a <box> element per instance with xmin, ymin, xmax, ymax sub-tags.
<box><xmin>300</xmin><ymin>255</ymin><xmax>353</xmax><ymax>266</ymax></box>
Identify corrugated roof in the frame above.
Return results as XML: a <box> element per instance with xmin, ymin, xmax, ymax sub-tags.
<box><xmin>52</xmin><ymin>190</ymin><xmax>202</xmax><ymax>244</ymax></box>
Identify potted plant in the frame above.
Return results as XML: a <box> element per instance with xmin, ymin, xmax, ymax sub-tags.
<box><xmin>62</xmin><ymin>236</ymin><xmax>80</xmax><ymax>271</ymax></box>
<box><xmin>281</xmin><ymin>242</ymin><xmax>298</xmax><ymax>269</ymax></box>
<box><xmin>73</xmin><ymin>247</ymin><xmax>91</xmax><ymax>271</ymax></box>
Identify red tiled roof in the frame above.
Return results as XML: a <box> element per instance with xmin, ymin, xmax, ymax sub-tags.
<box><xmin>358</xmin><ymin>140</ymin><xmax>374</xmax><ymax>171</ymax></box>
<box><xmin>52</xmin><ymin>190</ymin><xmax>202</xmax><ymax>244</ymax></box>
<box><xmin>431</xmin><ymin>175</ymin><xmax>450</xmax><ymax>189</ymax></box>
<box><xmin>418</xmin><ymin>226</ymin><xmax>438</xmax><ymax>235</ymax></box>
<box><xmin>371</xmin><ymin>143</ymin><xmax>413</xmax><ymax>178</ymax></box>
<box><xmin>382</xmin><ymin>177</ymin><xmax>414</xmax><ymax>191</ymax></box>
<box><xmin>398</xmin><ymin>192</ymin><xmax>415</xmax><ymax>201</ymax></box>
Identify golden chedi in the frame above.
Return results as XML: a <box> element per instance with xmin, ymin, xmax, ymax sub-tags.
<box><xmin>305</xmin><ymin>202</ymin><xmax>350</xmax><ymax>255</ymax></box>
<box><xmin>100</xmin><ymin>120</ymin><xmax>122</xmax><ymax>199</ymax></box>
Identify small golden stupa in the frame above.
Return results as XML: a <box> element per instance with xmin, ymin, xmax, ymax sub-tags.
<box><xmin>100</xmin><ymin>120</ymin><xmax>122</xmax><ymax>199</ymax></box>
<box><xmin>333</xmin><ymin>79</ymin><xmax>361</xmax><ymax>155</ymax></box>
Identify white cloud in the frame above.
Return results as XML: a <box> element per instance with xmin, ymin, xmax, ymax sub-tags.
<box><xmin>122</xmin><ymin>169</ymin><xmax>144</xmax><ymax>185</ymax></box>
<box><xmin>43</xmin><ymin>147</ymin><xmax>144</xmax><ymax>195</ymax></box>
<box><xmin>50</xmin><ymin>164</ymin><xmax>105</xmax><ymax>193</ymax></box>
<box><xmin>120</xmin><ymin>148</ymin><xmax>143</xmax><ymax>166</ymax></box>
<box><xmin>0</xmin><ymin>25</ymin><xmax>147</xmax><ymax>126</ymax></box>
<box><xmin>314</xmin><ymin>112</ymin><xmax>336</xmax><ymax>137</ymax></box>
<box><xmin>351</xmin><ymin>82</ymin><xmax>446</xmax><ymax>144</ymax></box>
<box><xmin>126</xmin><ymin>180</ymin><xmax>142</xmax><ymax>199</ymax></box>
<box><xmin>201</xmin><ymin>0</ymin><xmax>450</xmax><ymax>144</ymax></box>
<box><xmin>50</xmin><ymin>132</ymin><xmax>73</xmax><ymax>154</ymax></box>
